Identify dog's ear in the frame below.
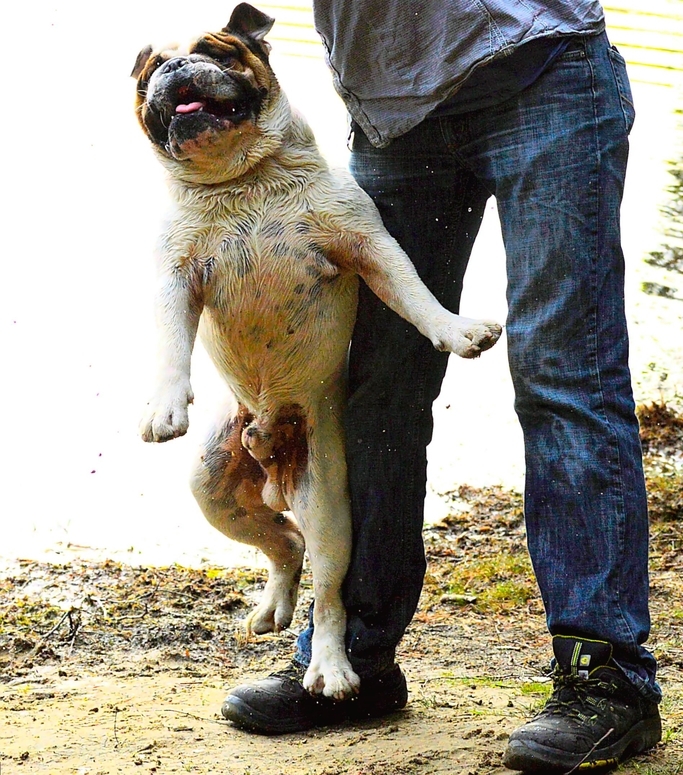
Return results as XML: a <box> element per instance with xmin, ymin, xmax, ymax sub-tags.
<box><xmin>131</xmin><ymin>45</ymin><xmax>153</xmax><ymax>78</ymax></box>
<box><xmin>224</xmin><ymin>3</ymin><xmax>275</xmax><ymax>41</ymax></box>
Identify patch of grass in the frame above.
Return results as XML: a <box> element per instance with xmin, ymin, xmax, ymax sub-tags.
<box><xmin>479</xmin><ymin>580</ymin><xmax>534</xmax><ymax>610</ymax></box>
<box><xmin>661</xmin><ymin>727</ymin><xmax>680</xmax><ymax>746</ymax></box>
<box><xmin>445</xmin><ymin>553</ymin><xmax>537</xmax><ymax>614</ymax></box>
<box><xmin>0</xmin><ymin>597</ymin><xmax>66</xmax><ymax>641</ymax></box>
<box><xmin>519</xmin><ymin>681</ymin><xmax>552</xmax><ymax>697</ymax></box>
<box><xmin>515</xmin><ymin>681</ymin><xmax>553</xmax><ymax>713</ymax></box>
<box><xmin>440</xmin><ymin>674</ymin><xmax>514</xmax><ymax>690</ymax></box>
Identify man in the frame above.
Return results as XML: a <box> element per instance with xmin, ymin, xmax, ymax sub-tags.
<box><xmin>223</xmin><ymin>1</ymin><xmax>662</xmax><ymax>770</ymax></box>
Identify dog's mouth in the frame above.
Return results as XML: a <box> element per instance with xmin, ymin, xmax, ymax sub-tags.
<box><xmin>144</xmin><ymin>65</ymin><xmax>264</xmax><ymax>157</ymax></box>
<box><xmin>172</xmin><ymin>85</ymin><xmax>252</xmax><ymax>123</ymax></box>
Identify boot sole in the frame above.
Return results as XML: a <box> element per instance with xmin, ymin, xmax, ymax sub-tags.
<box><xmin>222</xmin><ymin>667</ymin><xmax>408</xmax><ymax>735</ymax></box>
<box><xmin>503</xmin><ymin>714</ymin><xmax>662</xmax><ymax>772</ymax></box>
<box><xmin>222</xmin><ymin>694</ymin><xmax>325</xmax><ymax>735</ymax></box>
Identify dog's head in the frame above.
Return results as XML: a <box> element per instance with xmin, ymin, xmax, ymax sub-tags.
<box><xmin>132</xmin><ymin>3</ymin><xmax>289</xmax><ymax>184</ymax></box>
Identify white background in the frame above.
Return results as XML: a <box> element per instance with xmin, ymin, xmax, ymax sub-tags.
<box><xmin>1</xmin><ymin>2</ymin><xmax>681</xmax><ymax>568</ymax></box>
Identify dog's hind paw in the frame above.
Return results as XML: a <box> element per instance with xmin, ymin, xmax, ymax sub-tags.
<box><xmin>245</xmin><ymin>600</ymin><xmax>294</xmax><ymax>635</ymax></box>
<box><xmin>245</xmin><ymin>570</ymin><xmax>300</xmax><ymax>635</ymax></box>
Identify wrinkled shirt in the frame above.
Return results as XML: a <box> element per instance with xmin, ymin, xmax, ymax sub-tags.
<box><xmin>312</xmin><ymin>0</ymin><xmax>605</xmax><ymax>147</ymax></box>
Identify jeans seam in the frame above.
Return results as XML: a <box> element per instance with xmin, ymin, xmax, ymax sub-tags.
<box><xmin>586</xmin><ymin>41</ymin><xmax>637</xmax><ymax>655</ymax></box>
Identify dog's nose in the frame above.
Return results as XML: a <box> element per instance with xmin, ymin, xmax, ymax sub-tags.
<box><xmin>160</xmin><ymin>57</ymin><xmax>189</xmax><ymax>75</ymax></box>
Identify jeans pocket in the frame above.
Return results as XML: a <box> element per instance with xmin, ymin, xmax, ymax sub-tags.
<box><xmin>555</xmin><ymin>36</ymin><xmax>586</xmax><ymax>62</ymax></box>
<box><xmin>608</xmin><ymin>46</ymin><xmax>636</xmax><ymax>133</ymax></box>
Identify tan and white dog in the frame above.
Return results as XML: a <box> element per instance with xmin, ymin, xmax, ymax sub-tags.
<box><xmin>132</xmin><ymin>3</ymin><xmax>501</xmax><ymax>702</ymax></box>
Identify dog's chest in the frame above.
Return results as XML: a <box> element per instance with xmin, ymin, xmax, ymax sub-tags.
<box><xmin>183</xmin><ymin>211</ymin><xmax>357</xmax><ymax>389</ymax></box>
<box><xmin>199</xmin><ymin>215</ymin><xmax>342</xmax><ymax>314</ymax></box>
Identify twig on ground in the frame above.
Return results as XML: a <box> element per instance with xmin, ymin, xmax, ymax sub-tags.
<box><xmin>113</xmin><ymin>706</ymin><xmax>121</xmax><ymax>748</ymax></box>
<box><xmin>563</xmin><ymin>728</ymin><xmax>614</xmax><ymax>775</ymax></box>
<box><xmin>66</xmin><ymin>609</ymin><xmax>82</xmax><ymax>655</ymax></box>
<box><xmin>19</xmin><ymin>607</ymin><xmax>78</xmax><ymax>662</ymax></box>
<box><xmin>158</xmin><ymin>708</ymin><xmax>231</xmax><ymax>726</ymax></box>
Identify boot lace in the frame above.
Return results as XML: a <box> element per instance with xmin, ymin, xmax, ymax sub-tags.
<box><xmin>543</xmin><ymin>672</ymin><xmax>617</xmax><ymax>721</ymax></box>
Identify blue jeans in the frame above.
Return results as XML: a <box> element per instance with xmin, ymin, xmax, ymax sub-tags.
<box><xmin>297</xmin><ymin>32</ymin><xmax>660</xmax><ymax>702</ymax></box>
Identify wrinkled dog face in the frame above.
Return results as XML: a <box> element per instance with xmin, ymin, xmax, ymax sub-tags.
<box><xmin>132</xmin><ymin>3</ymin><xmax>288</xmax><ymax>184</ymax></box>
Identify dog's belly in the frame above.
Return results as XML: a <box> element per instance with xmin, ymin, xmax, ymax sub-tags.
<box><xmin>198</xmin><ymin>259</ymin><xmax>358</xmax><ymax>410</ymax></box>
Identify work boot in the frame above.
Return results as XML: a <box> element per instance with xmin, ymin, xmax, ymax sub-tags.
<box><xmin>222</xmin><ymin>661</ymin><xmax>408</xmax><ymax>734</ymax></box>
<box><xmin>503</xmin><ymin>636</ymin><xmax>661</xmax><ymax>772</ymax></box>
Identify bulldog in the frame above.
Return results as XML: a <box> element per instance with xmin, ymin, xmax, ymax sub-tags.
<box><xmin>131</xmin><ymin>2</ymin><xmax>501</xmax><ymax>701</ymax></box>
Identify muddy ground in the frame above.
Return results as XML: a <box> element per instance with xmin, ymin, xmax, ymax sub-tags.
<box><xmin>1</xmin><ymin>404</ymin><xmax>682</xmax><ymax>775</ymax></box>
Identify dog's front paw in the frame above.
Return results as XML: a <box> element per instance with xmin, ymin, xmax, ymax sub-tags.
<box><xmin>304</xmin><ymin>656</ymin><xmax>361</xmax><ymax>701</ymax></box>
<box><xmin>140</xmin><ymin>383</ymin><xmax>194</xmax><ymax>442</ymax></box>
<box><xmin>433</xmin><ymin>316</ymin><xmax>502</xmax><ymax>359</ymax></box>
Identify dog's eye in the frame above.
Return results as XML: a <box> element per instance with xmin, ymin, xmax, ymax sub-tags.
<box><xmin>193</xmin><ymin>40</ymin><xmax>239</xmax><ymax>66</ymax></box>
<box><xmin>217</xmin><ymin>52</ymin><xmax>238</xmax><ymax>67</ymax></box>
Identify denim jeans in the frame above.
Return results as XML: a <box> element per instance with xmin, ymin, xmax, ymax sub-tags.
<box><xmin>296</xmin><ymin>32</ymin><xmax>660</xmax><ymax>702</ymax></box>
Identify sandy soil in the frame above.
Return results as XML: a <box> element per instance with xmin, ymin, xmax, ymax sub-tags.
<box><xmin>2</xmin><ymin>464</ymin><xmax>682</xmax><ymax>775</ymax></box>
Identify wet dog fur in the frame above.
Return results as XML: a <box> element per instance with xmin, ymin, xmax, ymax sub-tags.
<box><xmin>131</xmin><ymin>2</ymin><xmax>501</xmax><ymax>700</ymax></box>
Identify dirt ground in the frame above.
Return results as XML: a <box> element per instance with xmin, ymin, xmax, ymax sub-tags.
<box><xmin>1</xmin><ymin>409</ymin><xmax>682</xmax><ymax>775</ymax></box>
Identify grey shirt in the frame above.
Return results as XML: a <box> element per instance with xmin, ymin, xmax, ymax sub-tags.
<box><xmin>312</xmin><ymin>0</ymin><xmax>606</xmax><ymax>147</ymax></box>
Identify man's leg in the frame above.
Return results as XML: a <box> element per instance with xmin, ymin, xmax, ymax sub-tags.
<box><xmin>295</xmin><ymin>119</ymin><xmax>492</xmax><ymax>676</ymax></box>
<box><xmin>436</xmin><ymin>32</ymin><xmax>660</xmax><ymax>770</ymax></box>
<box><xmin>339</xmin><ymin>122</ymin><xmax>491</xmax><ymax>678</ymax></box>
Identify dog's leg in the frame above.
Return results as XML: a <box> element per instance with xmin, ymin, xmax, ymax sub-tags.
<box><xmin>356</xmin><ymin>234</ymin><xmax>502</xmax><ymax>356</ymax></box>
<box><xmin>318</xmin><ymin>209</ymin><xmax>502</xmax><ymax>358</ymax></box>
<box><xmin>287</xmin><ymin>397</ymin><xmax>361</xmax><ymax>701</ymax></box>
<box><xmin>140</xmin><ymin>271</ymin><xmax>202</xmax><ymax>442</ymax></box>
<box><xmin>191</xmin><ymin>408</ymin><xmax>305</xmax><ymax>634</ymax></box>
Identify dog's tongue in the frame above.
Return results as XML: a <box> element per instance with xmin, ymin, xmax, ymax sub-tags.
<box><xmin>175</xmin><ymin>101</ymin><xmax>205</xmax><ymax>114</ymax></box>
